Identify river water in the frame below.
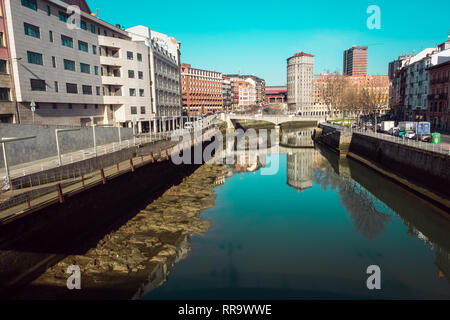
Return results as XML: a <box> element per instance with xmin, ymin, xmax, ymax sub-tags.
<box><xmin>145</xmin><ymin>129</ymin><xmax>450</xmax><ymax>300</ymax></box>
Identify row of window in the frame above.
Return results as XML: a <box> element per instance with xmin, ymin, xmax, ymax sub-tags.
<box><xmin>130</xmin><ymin>106</ymin><xmax>147</xmax><ymax>115</ymax></box>
<box><xmin>29</xmin><ymin>79</ymin><xmax>146</xmax><ymax>97</ymax></box>
<box><xmin>27</xmin><ymin>51</ymin><xmax>100</xmax><ymax>75</ymax></box>
<box><xmin>22</xmin><ymin>0</ymin><xmax>119</xmax><ymax>38</ymax></box>
<box><xmin>23</xmin><ymin>21</ymin><xmax>144</xmax><ymax>63</ymax></box>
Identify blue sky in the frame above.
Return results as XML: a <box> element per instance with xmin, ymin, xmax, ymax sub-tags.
<box><xmin>87</xmin><ymin>0</ymin><xmax>450</xmax><ymax>85</ymax></box>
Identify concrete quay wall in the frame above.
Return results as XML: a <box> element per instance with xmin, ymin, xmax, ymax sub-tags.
<box><xmin>0</xmin><ymin>123</ymin><xmax>133</xmax><ymax>169</ymax></box>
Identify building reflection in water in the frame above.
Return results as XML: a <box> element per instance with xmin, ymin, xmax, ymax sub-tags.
<box><xmin>218</xmin><ymin>128</ymin><xmax>449</xmax><ymax>283</ymax></box>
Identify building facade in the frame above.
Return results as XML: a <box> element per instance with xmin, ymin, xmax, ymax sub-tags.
<box><xmin>428</xmin><ymin>60</ymin><xmax>450</xmax><ymax>130</ymax></box>
<box><xmin>2</xmin><ymin>0</ymin><xmax>181</xmax><ymax>132</ymax></box>
<box><xmin>265</xmin><ymin>86</ymin><xmax>287</xmax><ymax>104</ymax></box>
<box><xmin>0</xmin><ymin>0</ymin><xmax>17</xmax><ymax>123</ymax></box>
<box><xmin>127</xmin><ymin>25</ymin><xmax>182</xmax><ymax>131</ymax></box>
<box><xmin>389</xmin><ymin>38</ymin><xmax>450</xmax><ymax>122</ymax></box>
<box><xmin>222</xmin><ymin>76</ymin><xmax>232</xmax><ymax>112</ymax></box>
<box><xmin>226</xmin><ymin>74</ymin><xmax>265</xmax><ymax>106</ymax></box>
<box><xmin>343</xmin><ymin>46</ymin><xmax>368</xmax><ymax>76</ymax></box>
<box><xmin>287</xmin><ymin>52</ymin><xmax>314</xmax><ymax>114</ymax></box>
<box><xmin>181</xmin><ymin>63</ymin><xmax>223</xmax><ymax>116</ymax></box>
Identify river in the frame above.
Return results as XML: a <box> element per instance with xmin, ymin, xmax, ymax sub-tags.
<box><xmin>144</xmin><ymin>129</ymin><xmax>450</xmax><ymax>300</ymax></box>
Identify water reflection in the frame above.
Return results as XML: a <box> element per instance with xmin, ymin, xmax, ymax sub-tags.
<box><xmin>144</xmin><ymin>128</ymin><xmax>450</xmax><ymax>299</ymax></box>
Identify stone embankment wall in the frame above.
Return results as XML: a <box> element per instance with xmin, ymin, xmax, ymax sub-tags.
<box><xmin>314</xmin><ymin>125</ymin><xmax>352</xmax><ymax>157</ymax></box>
<box><xmin>349</xmin><ymin>133</ymin><xmax>450</xmax><ymax>199</ymax></box>
<box><xmin>315</xmin><ymin>124</ymin><xmax>450</xmax><ymax>200</ymax></box>
<box><xmin>0</xmin><ymin>123</ymin><xmax>133</xmax><ymax>169</ymax></box>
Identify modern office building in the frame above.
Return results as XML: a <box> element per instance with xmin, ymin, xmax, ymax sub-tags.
<box><xmin>343</xmin><ymin>46</ymin><xmax>368</xmax><ymax>76</ymax></box>
<box><xmin>181</xmin><ymin>63</ymin><xmax>223</xmax><ymax>116</ymax></box>
<box><xmin>1</xmin><ymin>0</ymin><xmax>182</xmax><ymax>132</ymax></box>
<box><xmin>287</xmin><ymin>51</ymin><xmax>314</xmax><ymax>114</ymax></box>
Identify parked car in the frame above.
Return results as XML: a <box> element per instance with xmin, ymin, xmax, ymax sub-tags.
<box><xmin>404</xmin><ymin>131</ymin><xmax>416</xmax><ymax>139</ymax></box>
<box><xmin>184</xmin><ymin>122</ymin><xmax>194</xmax><ymax>129</ymax></box>
<box><xmin>395</xmin><ymin>130</ymin><xmax>406</xmax><ymax>137</ymax></box>
<box><xmin>388</xmin><ymin>127</ymin><xmax>400</xmax><ymax>136</ymax></box>
<box><xmin>421</xmin><ymin>135</ymin><xmax>432</xmax><ymax>143</ymax></box>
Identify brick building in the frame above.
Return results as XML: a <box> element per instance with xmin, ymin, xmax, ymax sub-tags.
<box><xmin>427</xmin><ymin>60</ymin><xmax>450</xmax><ymax>130</ymax></box>
<box><xmin>181</xmin><ymin>63</ymin><xmax>223</xmax><ymax>116</ymax></box>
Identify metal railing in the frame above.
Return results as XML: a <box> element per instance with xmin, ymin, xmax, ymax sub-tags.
<box><xmin>323</xmin><ymin>123</ymin><xmax>450</xmax><ymax>156</ymax></box>
<box><xmin>0</xmin><ymin>124</ymin><xmax>220</xmax><ymax>222</ymax></box>
<box><xmin>0</xmin><ymin>116</ymin><xmax>218</xmax><ymax>191</ymax></box>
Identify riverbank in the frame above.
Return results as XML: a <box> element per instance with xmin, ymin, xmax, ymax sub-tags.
<box><xmin>13</xmin><ymin>164</ymin><xmax>226</xmax><ymax>300</ymax></box>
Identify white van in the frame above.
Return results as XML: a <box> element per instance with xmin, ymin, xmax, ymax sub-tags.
<box><xmin>184</xmin><ymin>122</ymin><xmax>194</xmax><ymax>129</ymax></box>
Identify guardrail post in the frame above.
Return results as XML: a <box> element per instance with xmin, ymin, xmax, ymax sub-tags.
<box><xmin>26</xmin><ymin>195</ymin><xmax>31</xmax><ymax>209</ymax></box>
<box><xmin>130</xmin><ymin>159</ymin><xmax>135</xmax><ymax>172</ymax></box>
<box><xmin>81</xmin><ymin>175</ymin><xmax>85</xmax><ymax>188</ymax></box>
<box><xmin>100</xmin><ymin>168</ymin><xmax>106</xmax><ymax>184</ymax></box>
<box><xmin>57</xmin><ymin>183</ymin><xmax>64</xmax><ymax>203</ymax></box>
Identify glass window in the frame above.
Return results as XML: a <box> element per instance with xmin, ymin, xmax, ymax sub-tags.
<box><xmin>139</xmin><ymin>89</ymin><xmax>144</xmax><ymax>97</ymax></box>
<box><xmin>90</xmin><ymin>24</ymin><xmax>96</xmax><ymax>34</ymax></box>
<box><xmin>96</xmin><ymin>86</ymin><xmax>100</xmax><ymax>96</ymax></box>
<box><xmin>127</xmin><ymin>51</ymin><xmax>133</xmax><ymax>60</ymax></box>
<box><xmin>78</xmin><ymin>41</ymin><xmax>88</xmax><ymax>52</ymax></box>
<box><xmin>94</xmin><ymin>66</ymin><xmax>99</xmax><ymax>75</ymax></box>
<box><xmin>140</xmin><ymin>106</ymin><xmax>146</xmax><ymax>114</ymax></box>
<box><xmin>49</xmin><ymin>30</ymin><xmax>53</xmax><ymax>42</ymax></box>
<box><xmin>24</xmin><ymin>23</ymin><xmax>40</xmax><ymax>38</ymax></box>
<box><xmin>27</xmin><ymin>51</ymin><xmax>43</xmax><ymax>65</ymax></box>
<box><xmin>137</xmin><ymin>53</ymin><xmax>142</xmax><ymax>62</ymax></box>
<box><xmin>0</xmin><ymin>60</ymin><xmax>7</xmax><ymax>74</ymax></box>
<box><xmin>80</xmin><ymin>63</ymin><xmax>90</xmax><ymax>74</ymax></box>
<box><xmin>128</xmin><ymin>70</ymin><xmax>135</xmax><ymax>78</ymax></box>
<box><xmin>138</xmin><ymin>71</ymin><xmax>143</xmax><ymax>79</ymax></box>
<box><xmin>92</xmin><ymin>45</ymin><xmax>97</xmax><ymax>55</ymax></box>
<box><xmin>21</xmin><ymin>0</ymin><xmax>37</xmax><ymax>11</ymax></box>
<box><xmin>80</xmin><ymin>21</ymin><xmax>87</xmax><ymax>30</ymax></box>
<box><xmin>82</xmin><ymin>85</ymin><xmax>92</xmax><ymax>95</ymax></box>
<box><xmin>52</xmin><ymin>56</ymin><xmax>56</xmax><ymax>68</ymax></box>
<box><xmin>130</xmin><ymin>106</ymin><xmax>137</xmax><ymax>115</ymax></box>
<box><xmin>66</xmin><ymin>83</ymin><xmax>78</xmax><ymax>94</ymax></box>
<box><xmin>0</xmin><ymin>88</ymin><xmax>10</xmax><ymax>101</ymax></box>
<box><xmin>61</xmin><ymin>35</ymin><xmax>73</xmax><ymax>48</ymax></box>
<box><xmin>129</xmin><ymin>88</ymin><xmax>136</xmax><ymax>96</ymax></box>
<box><xmin>30</xmin><ymin>79</ymin><xmax>46</xmax><ymax>91</ymax></box>
<box><xmin>46</xmin><ymin>5</ymin><xmax>51</xmax><ymax>16</ymax></box>
<box><xmin>54</xmin><ymin>81</ymin><xmax>58</xmax><ymax>93</ymax></box>
<box><xmin>59</xmin><ymin>11</ymin><xmax>69</xmax><ymax>22</ymax></box>
<box><xmin>63</xmin><ymin>59</ymin><xmax>75</xmax><ymax>71</ymax></box>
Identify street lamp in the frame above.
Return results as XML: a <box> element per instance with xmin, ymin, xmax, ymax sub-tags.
<box><xmin>55</xmin><ymin>128</ymin><xmax>80</xmax><ymax>166</ymax></box>
<box><xmin>1</xmin><ymin>135</ymin><xmax>36</xmax><ymax>190</ymax></box>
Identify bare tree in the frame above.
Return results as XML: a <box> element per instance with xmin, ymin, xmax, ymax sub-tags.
<box><xmin>317</xmin><ymin>71</ymin><xmax>348</xmax><ymax>120</ymax></box>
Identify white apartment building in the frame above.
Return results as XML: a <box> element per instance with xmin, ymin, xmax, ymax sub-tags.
<box><xmin>126</xmin><ymin>25</ymin><xmax>182</xmax><ymax>131</ymax></box>
<box><xmin>287</xmin><ymin>52</ymin><xmax>314</xmax><ymax>114</ymax></box>
<box><xmin>402</xmin><ymin>45</ymin><xmax>450</xmax><ymax>120</ymax></box>
<box><xmin>3</xmin><ymin>0</ymin><xmax>180</xmax><ymax>133</ymax></box>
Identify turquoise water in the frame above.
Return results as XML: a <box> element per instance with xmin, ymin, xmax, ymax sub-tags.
<box><xmin>145</xmin><ymin>143</ymin><xmax>450</xmax><ymax>300</ymax></box>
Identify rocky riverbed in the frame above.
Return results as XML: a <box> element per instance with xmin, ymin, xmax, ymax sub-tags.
<box><xmin>18</xmin><ymin>164</ymin><xmax>226</xmax><ymax>300</ymax></box>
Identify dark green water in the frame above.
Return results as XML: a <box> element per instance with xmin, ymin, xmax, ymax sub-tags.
<box><xmin>145</xmin><ymin>134</ymin><xmax>450</xmax><ymax>300</ymax></box>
